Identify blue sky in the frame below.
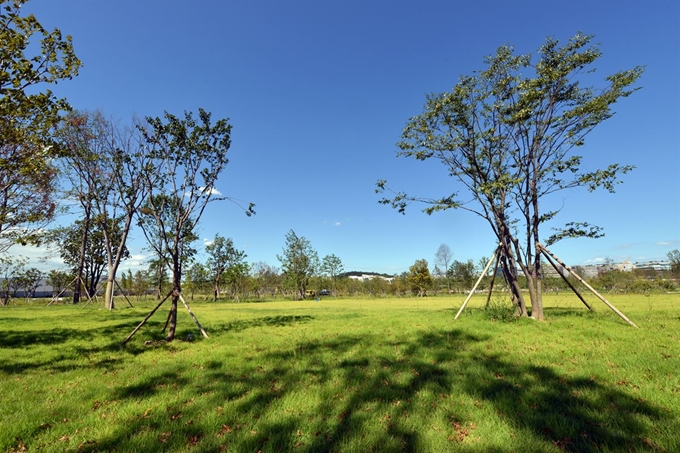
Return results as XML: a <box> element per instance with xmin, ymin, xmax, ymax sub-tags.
<box><xmin>17</xmin><ymin>0</ymin><xmax>680</xmax><ymax>275</ymax></box>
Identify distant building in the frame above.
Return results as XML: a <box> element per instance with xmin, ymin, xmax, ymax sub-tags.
<box><xmin>347</xmin><ymin>274</ymin><xmax>393</xmax><ymax>283</ymax></box>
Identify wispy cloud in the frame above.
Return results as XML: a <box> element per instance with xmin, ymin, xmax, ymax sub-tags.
<box><xmin>585</xmin><ymin>257</ymin><xmax>605</xmax><ymax>264</ymax></box>
<box><xmin>656</xmin><ymin>241</ymin><xmax>677</xmax><ymax>247</ymax></box>
<box><xmin>334</xmin><ymin>222</ymin><xmax>341</xmax><ymax>226</ymax></box>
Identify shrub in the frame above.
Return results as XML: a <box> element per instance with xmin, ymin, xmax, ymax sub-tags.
<box><xmin>485</xmin><ymin>297</ymin><xmax>517</xmax><ymax>322</ymax></box>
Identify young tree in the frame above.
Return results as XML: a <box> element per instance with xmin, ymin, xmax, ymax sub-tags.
<box><xmin>17</xmin><ymin>267</ymin><xmax>42</xmax><ymax>301</ymax></box>
<box><xmin>449</xmin><ymin>259</ymin><xmax>476</xmax><ymax>292</ymax></box>
<box><xmin>277</xmin><ymin>230</ymin><xmax>319</xmax><ymax>300</ymax></box>
<box><xmin>205</xmin><ymin>234</ymin><xmax>246</xmax><ymax>302</ymax></box>
<box><xmin>131</xmin><ymin>269</ymin><xmax>149</xmax><ymax>300</ymax></box>
<box><xmin>407</xmin><ymin>259</ymin><xmax>433</xmax><ymax>297</ymax></box>
<box><xmin>320</xmin><ymin>253</ymin><xmax>344</xmax><ymax>291</ymax></box>
<box><xmin>46</xmin><ymin>269</ymin><xmax>71</xmax><ymax>298</ymax></box>
<box><xmin>377</xmin><ymin>33</ymin><xmax>642</xmax><ymax>319</ymax></box>
<box><xmin>185</xmin><ymin>262</ymin><xmax>207</xmax><ymax>301</ymax></box>
<box><xmin>0</xmin><ymin>255</ymin><xmax>25</xmax><ymax>305</ymax></box>
<box><xmin>251</xmin><ymin>261</ymin><xmax>280</xmax><ymax>299</ymax></box>
<box><xmin>434</xmin><ymin>244</ymin><xmax>453</xmax><ymax>292</ymax></box>
<box><xmin>668</xmin><ymin>250</ymin><xmax>680</xmax><ymax>279</ymax></box>
<box><xmin>0</xmin><ymin>0</ymin><xmax>81</xmax><ymax>250</ymax></box>
<box><xmin>135</xmin><ymin>109</ymin><xmax>253</xmax><ymax>341</ymax></box>
<box><xmin>224</xmin><ymin>261</ymin><xmax>250</xmax><ymax>302</ymax></box>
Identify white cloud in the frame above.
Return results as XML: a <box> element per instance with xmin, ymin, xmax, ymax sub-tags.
<box><xmin>334</xmin><ymin>222</ymin><xmax>341</xmax><ymax>226</ymax></box>
<box><xmin>200</xmin><ymin>187</ymin><xmax>222</xmax><ymax>196</ymax></box>
<box><xmin>656</xmin><ymin>241</ymin><xmax>676</xmax><ymax>246</ymax></box>
<box><xmin>585</xmin><ymin>257</ymin><xmax>605</xmax><ymax>264</ymax></box>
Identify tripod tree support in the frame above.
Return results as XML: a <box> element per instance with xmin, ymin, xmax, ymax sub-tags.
<box><xmin>539</xmin><ymin>247</ymin><xmax>592</xmax><ymax>310</ymax></box>
<box><xmin>537</xmin><ymin>243</ymin><xmax>637</xmax><ymax>328</ymax></box>
<box><xmin>455</xmin><ymin>246</ymin><xmax>500</xmax><ymax>320</ymax></box>
<box><xmin>114</xmin><ymin>278</ymin><xmax>134</xmax><ymax>307</ymax></box>
<box><xmin>178</xmin><ymin>292</ymin><xmax>209</xmax><ymax>339</ymax></box>
<box><xmin>484</xmin><ymin>252</ymin><xmax>501</xmax><ymax>308</ymax></box>
<box><xmin>122</xmin><ymin>290</ymin><xmax>173</xmax><ymax>345</ymax></box>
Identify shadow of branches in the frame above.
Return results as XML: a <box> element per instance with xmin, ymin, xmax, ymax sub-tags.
<box><xmin>30</xmin><ymin>326</ymin><xmax>674</xmax><ymax>453</ymax></box>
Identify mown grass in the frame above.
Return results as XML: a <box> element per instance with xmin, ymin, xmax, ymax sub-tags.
<box><xmin>1</xmin><ymin>293</ymin><xmax>679</xmax><ymax>452</ymax></box>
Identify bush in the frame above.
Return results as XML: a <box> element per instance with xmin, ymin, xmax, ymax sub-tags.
<box><xmin>485</xmin><ymin>297</ymin><xmax>517</xmax><ymax>322</ymax></box>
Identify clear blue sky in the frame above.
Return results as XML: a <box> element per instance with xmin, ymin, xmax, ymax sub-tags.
<box><xmin>19</xmin><ymin>0</ymin><xmax>680</xmax><ymax>275</ymax></box>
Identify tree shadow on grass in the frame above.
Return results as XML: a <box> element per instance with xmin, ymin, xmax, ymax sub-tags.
<box><xmin>68</xmin><ymin>327</ymin><xmax>674</xmax><ymax>453</ymax></box>
<box><xmin>0</xmin><ymin>320</ymin><xmax>170</xmax><ymax>374</ymax></box>
<box><xmin>209</xmin><ymin>314</ymin><xmax>314</xmax><ymax>333</ymax></box>
<box><xmin>460</xmin><ymin>353</ymin><xmax>667</xmax><ymax>452</ymax></box>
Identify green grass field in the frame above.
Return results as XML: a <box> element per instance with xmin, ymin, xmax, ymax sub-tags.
<box><xmin>1</xmin><ymin>294</ymin><xmax>679</xmax><ymax>452</ymax></box>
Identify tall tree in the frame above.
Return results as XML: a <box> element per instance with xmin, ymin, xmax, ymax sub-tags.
<box><xmin>277</xmin><ymin>230</ymin><xmax>318</xmax><ymax>300</ymax></box>
<box><xmin>205</xmin><ymin>234</ymin><xmax>246</xmax><ymax>302</ymax></box>
<box><xmin>378</xmin><ymin>33</ymin><xmax>642</xmax><ymax>319</ymax></box>
<box><xmin>58</xmin><ymin>111</ymin><xmax>152</xmax><ymax>310</ymax></box>
<box><xmin>407</xmin><ymin>259</ymin><xmax>433</xmax><ymax>297</ymax></box>
<box><xmin>0</xmin><ymin>0</ymin><xmax>81</xmax><ymax>250</ymax></box>
<box><xmin>136</xmin><ymin>108</ymin><xmax>253</xmax><ymax>341</ymax></box>
<box><xmin>434</xmin><ymin>244</ymin><xmax>453</xmax><ymax>292</ymax></box>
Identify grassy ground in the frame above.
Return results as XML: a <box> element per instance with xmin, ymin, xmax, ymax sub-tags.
<box><xmin>1</xmin><ymin>293</ymin><xmax>679</xmax><ymax>452</ymax></box>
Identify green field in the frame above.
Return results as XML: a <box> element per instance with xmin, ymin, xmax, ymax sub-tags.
<box><xmin>1</xmin><ymin>294</ymin><xmax>679</xmax><ymax>452</ymax></box>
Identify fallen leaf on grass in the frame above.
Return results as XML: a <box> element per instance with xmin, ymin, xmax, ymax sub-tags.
<box><xmin>159</xmin><ymin>431</ymin><xmax>172</xmax><ymax>443</ymax></box>
<box><xmin>187</xmin><ymin>434</ymin><xmax>202</xmax><ymax>447</ymax></box>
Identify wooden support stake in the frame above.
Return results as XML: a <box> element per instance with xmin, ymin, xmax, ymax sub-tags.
<box><xmin>81</xmin><ymin>277</ymin><xmax>101</xmax><ymax>308</ymax></box>
<box><xmin>455</xmin><ymin>246</ymin><xmax>500</xmax><ymax>320</ymax></box>
<box><xmin>178</xmin><ymin>292</ymin><xmax>209</xmax><ymax>339</ymax></box>
<box><xmin>47</xmin><ymin>276</ymin><xmax>78</xmax><ymax>306</ymax></box>
<box><xmin>114</xmin><ymin>278</ymin><xmax>134</xmax><ymax>307</ymax></box>
<box><xmin>540</xmin><ymin>248</ymin><xmax>591</xmax><ymax>310</ymax></box>
<box><xmin>122</xmin><ymin>290</ymin><xmax>173</xmax><ymax>345</ymax></box>
<box><xmin>485</xmin><ymin>252</ymin><xmax>501</xmax><ymax>308</ymax></box>
<box><xmin>537</xmin><ymin>243</ymin><xmax>637</xmax><ymax>328</ymax></box>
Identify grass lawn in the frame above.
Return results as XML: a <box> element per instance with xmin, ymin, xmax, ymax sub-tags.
<box><xmin>1</xmin><ymin>293</ymin><xmax>679</xmax><ymax>452</ymax></box>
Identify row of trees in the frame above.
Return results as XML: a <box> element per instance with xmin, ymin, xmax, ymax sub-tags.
<box><xmin>0</xmin><ymin>1</ymin><xmax>256</xmax><ymax>340</ymax></box>
<box><xmin>0</xmin><ymin>2</ymin><xmax>659</xmax><ymax>334</ymax></box>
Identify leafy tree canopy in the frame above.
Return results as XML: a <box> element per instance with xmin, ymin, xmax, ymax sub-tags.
<box><xmin>377</xmin><ymin>33</ymin><xmax>643</xmax><ymax>319</ymax></box>
<box><xmin>0</xmin><ymin>0</ymin><xmax>81</xmax><ymax>248</ymax></box>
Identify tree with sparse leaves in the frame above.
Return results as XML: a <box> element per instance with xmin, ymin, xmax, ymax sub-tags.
<box><xmin>378</xmin><ymin>33</ymin><xmax>642</xmax><ymax>320</ymax></box>
<box><xmin>434</xmin><ymin>244</ymin><xmax>453</xmax><ymax>292</ymax></box>
<box><xmin>135</xmin><ymin>109</ymin><xmax>253</xmax><ymax>341</ymax></box>
<box><xmin>668</xmin><ymin>250</ymin><xmax>680</xmax><ymax>279</ymax></box>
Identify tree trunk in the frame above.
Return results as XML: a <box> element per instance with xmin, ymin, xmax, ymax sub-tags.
<box><xmin>105</xmin><ymin>279</ymin><xmax>115</xmax><ymax>310</ymax></box>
